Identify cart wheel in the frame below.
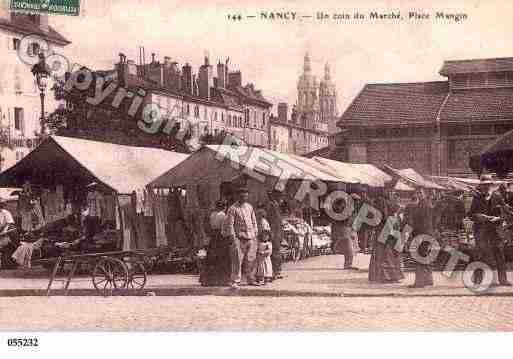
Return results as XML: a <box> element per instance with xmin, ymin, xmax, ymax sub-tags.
<box><xmin>92</xmin><ymin>257</ymin><xmax>129</xmax><ymax>296</ymax></box>
<box><xmin>128</xmin><ymin>262</ymin><xmax>147</xmax><ymax>291</ymax></box>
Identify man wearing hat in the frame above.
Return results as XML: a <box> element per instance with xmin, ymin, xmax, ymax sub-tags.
<box><xmin>469</xmin><ymin>175</ymin><xmax>511</xmax><ymax>286</ymax></box>
<box><xmin>222</xmin><ymin>186</ymin><xmax>259</xmax><ymax>288</ymax></box>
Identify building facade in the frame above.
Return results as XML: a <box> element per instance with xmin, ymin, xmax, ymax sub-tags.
<box><xmin>269</xmin><ymin>102</ymin><xmax>329</xmax><ymax>155</ymax></box>
<box><xmin>296</xmin><ymin>52</ymin><xmax>338</xmax><ymax>134</ymax></box>
<box><xmin>0</xmin><ymin>10</ymin><xmax>70</xmax><ymax>170</ymax></box>
<box><xmin>337</xmin><ymin>57</ymin><xmax>513</xmax><ymax>177</ymax></box>
<box><xmin>122</xmin><ymin>54</ymin><xmax>272</xmax><ymax>149</ymax></box>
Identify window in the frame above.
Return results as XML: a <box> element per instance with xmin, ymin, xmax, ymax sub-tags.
<box><xmin>194</xmin><ymin>105</ymin><xmax>199</xmax><ymax>118</ymax></box>
<box><xmin>221</xmin><ymin>113</ymin><xmax>224</xmax><ymax>123</ymax></box>
<box><xmin>262</xmin><ymin>113</ymin><xmax>266</xmax><ymax>128</ymax></box>
<box><xmin>228</xmin><ymin>114</ymin><xmax>232</xmax><ymax>127</ymax></box>
<box><xmin>12</xmin><ymin>38</ymin><xmax>20</xmax><ymax>50</ymax></box>
<box><xmin>448</xmin><ymin>141</ymin><xmax>456</xmax><ymax>164</ymax></box>
<box><xmin>14</xmin><ymin>107</ymin><xmax>24</xmax><ymax>132</ymax></box>
<box><xmin>186</xmin><ymin>104</ymin><xmax>190</xmax><ymax>115</ymax></box>
<box><xmin>27</xmin><ymin>42</ymin><xmax>40</xmax><ymax>57</ymax></box>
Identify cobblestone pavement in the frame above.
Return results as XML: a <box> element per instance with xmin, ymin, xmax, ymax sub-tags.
<box><xmin>2</xmin><ymin>254</ymin><xmax>513</xmax><ymax>296</ymax></box>
<box><xmin>1</xmin><ymin>254</ymin><xmax>513</xmax><ymax>330</ymax></box>
<box><xmin>1</xmin><ymin>295</ymin><xmax>513</xmax><ymax>330</ymax></box>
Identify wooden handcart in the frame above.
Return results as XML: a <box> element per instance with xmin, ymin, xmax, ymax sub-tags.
<box><xmin>38</xmin><ymin>250</ymin><xmax>154</xmax><ymax>297</ymax></box>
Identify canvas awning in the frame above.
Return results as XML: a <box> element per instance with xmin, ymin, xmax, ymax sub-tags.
<box><xmin>0</xmin><ymin>136</ymin><xmax>189</xmax><ymax>194</ymax></box>
<box><xmin>383</xmin><ymin>165</ymin><xmax>446</xmax><ymax>190</ymax></box>
<box><xmin>313</xmin><ymin>157</ymin><xmax>392</xmax><ymax>187</ymax></box>
<box><xmin>150</xmin><ymin>145</ymin><xmax>353</xmax><ymax>188</ymax></box>
<box><xmin>428</xmin><ymin>176</ymin><xmax>478</xmax><ymax>192</ymax></box>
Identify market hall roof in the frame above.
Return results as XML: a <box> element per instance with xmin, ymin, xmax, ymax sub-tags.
<box><xmin>339</xmin><ymin>81</ymin><xmax>513</xmax><ymax>126</ymax></box>
<box><xmin>0</xmin><ymin>136</ymin><xmax>189</xmax><ymax>194</ymax></box>
<box><xmin>439</xmin><ymin>57</ymin><xmax>513</xmax><ymax>76</ymax></box>
<box><xmin>439</xmin><ymin>87</ymin><xmax>513</xmax><ymax>122</ymax></box>
<box><xmin>339</xmin><ymin>81</ymin><xmax>449</xmax><ymax>126</ymax></box>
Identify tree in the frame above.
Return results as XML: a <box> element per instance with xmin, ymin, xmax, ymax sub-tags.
<box><xmin>46</xmin><ymin>72</ymin><xmax>193</xmax><ymax>153</ymax></box>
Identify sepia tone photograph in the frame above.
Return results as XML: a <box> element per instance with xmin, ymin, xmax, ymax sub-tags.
<box><xmin>1</xmin><ymin>0</ymin><xmax>513</xmax><ymax>350</ymax></box>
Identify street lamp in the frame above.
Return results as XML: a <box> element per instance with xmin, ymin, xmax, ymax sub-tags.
<box><xmin>31</xmin><ymin>52</ymin><xmax>50</xmax><ymax>136</ymax></box>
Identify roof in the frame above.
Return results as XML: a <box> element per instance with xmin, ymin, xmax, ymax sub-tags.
<box><xmin>439</xmin><ymin>57</ymin><xmax>513</xmax><ymax>76</ymax></box>
<box><xmin>313</xmin><ymin>157</ymin><xmax>392</xmax><ymax>187</ymax></box>
<box><xmin>231</xmin><ymin>85</ymin><xmax>273</xmax><ymax>108</ymax></box>
<box><xmin>0</xmin><ymin>17</ymin><xmax>70</xmax><ymax>46</ymax></box>
<box><xmin>339</xmin><ymin>82</ymin><xmax>449</xmax><ymax>125</ymax></box>
<box><xmin>149</xmin><ymin>145</ymin><xmax>355</xmax><ymax>188</ymax></box>
<box><xmin>439</xmin><ymin>87</ymin><xmax>513</xmax><ymax>121</ymax></box>
<box><xmin>0</xmin><ymin>136</ymin><xmax>189</xmax><ymax>194</ymax></box>
<box><xmin>303</xmin><ymin>146</ymin><xmax>335</xmax><ymax>159</ymax></box>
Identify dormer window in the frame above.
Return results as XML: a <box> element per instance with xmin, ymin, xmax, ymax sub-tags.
<box><xmin>12</xmin><ymin>38</ymin><xmax>20</xmax><ymax>51</ymax></box>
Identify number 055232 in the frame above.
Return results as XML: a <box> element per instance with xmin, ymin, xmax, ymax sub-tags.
<box><xmin>7</xmin><ymin>338</ymin><xmax>39</xmax><ymax>347</ymax></box>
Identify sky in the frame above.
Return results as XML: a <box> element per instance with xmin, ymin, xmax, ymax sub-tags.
<box><xmin>48</xmin><ymin>0</ymin><xmax>513</xmax><ymax>115</ymax></box>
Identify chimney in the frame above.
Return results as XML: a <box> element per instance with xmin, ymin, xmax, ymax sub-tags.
<box><xmin>164</xmin><ymin>61</ymin><xmax>181</xmax><ymax>90</ymax></box>
<box><xmin>278</xmin><ymin>103</ymin><xmax>288</xmax><ymax>122</ymax></box>
<box><xmin>117</xmin><ymin>53</ymin><xmax>127</xmax><ymax>86</ymax></box>
<box><xmin>151</xmin><ymin>53</ymin><xmax>156</xmax><ymax>64</ymax></box>
<box><xmin>198</xmin><ymin>61</ymin><xmax>213</xmax><ymax>99</ymax></box>
<box><xmin>217</xmin><ymin>61</ymin><xmax>226</xmax><ymax>88</ymax></box>
<box><xmin>228</xmin><ymin>71</ymin><xmax>242</xmax><ymax>88</ymax></box>
<box><xmin>181</xmin><ymin>63</ymin><xmax>193</xmax><ymax>95</ymax></box>
<box><xmin>193</xmin><ymin>74</ymin><xmax>199</xmax><ymax>97</ymax></box>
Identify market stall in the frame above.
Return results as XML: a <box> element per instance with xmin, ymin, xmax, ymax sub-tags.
<box><xmin>148</xmin><ymin>145</ymin><xmax>355</xmax><ymax>262</ymax></box>
<box><xmin>0</xmin><ymin>136</ymin><xmax>189</xmax><ymax>270</ymax></box>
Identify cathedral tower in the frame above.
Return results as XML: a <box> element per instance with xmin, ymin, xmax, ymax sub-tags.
<box><xmin>319</xmin><ymin>62</ymin><xmax>338</xmax><ymax>133</ymax></box>
<box><xmin>296</xmin><ymin>52</ymin><xmax>320</xmax><ymax>129</ymax></box>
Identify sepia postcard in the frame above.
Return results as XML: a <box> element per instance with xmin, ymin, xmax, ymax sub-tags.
<box><xmin>0</xmin><ymin>0</ymin><xmax>513</xmax><ymax>356</ymax></box>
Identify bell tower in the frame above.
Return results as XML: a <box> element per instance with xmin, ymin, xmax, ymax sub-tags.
<box><xmin>319</xmin><ymin>62</ymin><xmax>338</xmax><ymax>133</ymax></box>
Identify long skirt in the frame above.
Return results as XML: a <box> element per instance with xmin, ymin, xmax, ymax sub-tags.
<box><xmin>199</xmin><ymin>232</ymin><xmax>231</xmax><ymax>286</ymax></box>
<box><xmin>369</xmin><ymin>235</ymin><xmax>404</xmax><ymax>283</ymax></box>
<box><xmin>413</xmin><ymin>240</ymin><xmax>434</xmax><ymax>286</ymax></box>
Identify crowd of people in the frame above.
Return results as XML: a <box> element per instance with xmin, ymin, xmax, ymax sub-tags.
<box><xmin>199</xmin><ymin>175</ymin><xmax>513</xmax><ymax>289</ymax></box>
<box><xmin>333</xmin><ymin>175</ymin><xmax>513</xmax><ymax>288</ymax></box>
<box><xmin>2</xmin><ymin>173</ymin><xmax>512</xmax><ymax>290</ymax></box>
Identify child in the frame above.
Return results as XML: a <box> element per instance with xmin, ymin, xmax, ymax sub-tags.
<box><xmin>256</xmin><ymin>207</ymin><xmax>273</xmax><ymax>285</ymax></box>
<box><xmin>256</xmin><ymin>230</ymin><xmax>273</xmax><ymax>285</ymax></box>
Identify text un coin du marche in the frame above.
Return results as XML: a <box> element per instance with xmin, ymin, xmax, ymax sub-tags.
<box><xmin>314</xmin><ymin>11</ymin><xmax>468</xmax><ymax>22</ymax></box>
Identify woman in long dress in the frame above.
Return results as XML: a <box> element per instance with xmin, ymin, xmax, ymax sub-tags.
<box><xmin>368</xmin><ymin>191</ymin><xmax>404</xmax><ymax>283</ymax></box>
<box><xmin>408</xmin><ymin>190</ymin><xmax>435</xmax><ymax>288</ymax></box>
<box><xmin>200</xmin><ymin>200</ymin><xmax>231</xmax><ymax>286</ymax></box>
